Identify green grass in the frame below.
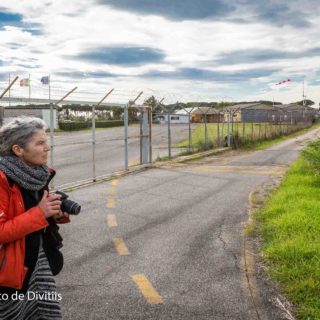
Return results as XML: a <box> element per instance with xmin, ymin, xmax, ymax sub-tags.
<box><xmin>178</xmin><ymin>122</ymin><xmax>312</xmax><ymax>151</ymax></box>
<box><xmin>254</xmin><ymin>140</ymin><xmax>320</xmax><ymax>319</ymax></box>
<box><xmin>246</xmin><ymin>123</ymin><xmax>320</xmax><ymax>150</ymax></box>
<box><xmin>174</xmin><ymin>122</ymin><xmax>320</xmax><ymax>162</ymax></box>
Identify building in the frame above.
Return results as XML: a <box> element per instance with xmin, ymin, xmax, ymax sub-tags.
<box><xmin>190</xmin><ymin>107</ymin><xmax>223</xmax><ymax>123</ymax></box>
<box><xmin>153</xmin><ymin>112</ymin><xmax>189</xmax><ymax>124</ymax></box>
<box><xmin>224</xmin><ymin>103</ymin><xmax>283</xmax><ymax>123</ymax></box>
<box><xmin>1</xmin><ymin>105</ymin><xmax>58</xmax><ymax>129</ymax></box>
<box><xmin>279</xmin><ymin>103</ymin><xmax>316</xmax><ymax>123</ymax></box>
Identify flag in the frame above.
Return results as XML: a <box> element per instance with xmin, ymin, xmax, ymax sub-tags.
<box><xmin>275</xmin><ymin>79</ymin><xmax>291</xmax><ymax>85</ymax></box>
<box><xmin>40</xmin><ymin>76</ymin><xmax>50</xmax><ymax>85</ymax></box>
<box><xmin>19</xmin><ymin>78</ymin><xmax>30</xmax><ymax>87</ymax></box>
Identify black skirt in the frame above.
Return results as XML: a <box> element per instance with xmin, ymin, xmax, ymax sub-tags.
<box><xmin>0</xmin><ymin>238</ymin><xmax>62</xmax><ymax>320</ymax></box>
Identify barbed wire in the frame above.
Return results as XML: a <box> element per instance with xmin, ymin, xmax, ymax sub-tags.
<box><xmin>0</xmin><ymin>76</ymin><xmax>236</xmax><ymax>106</ymax></box>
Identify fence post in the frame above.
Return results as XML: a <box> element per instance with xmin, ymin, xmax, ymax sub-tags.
<box><xmin>259</xmin><ymin>123</ymin><xmax>261</xmax><ymax>141</ymax></box>
<box><xmin>148</xmin><ymin>107</ymin><xmax>152</xmax><ymax>163</ymax></box>
<box><xmin>217</xmin><ymin>116</ymin><xmax>220</xmax><ymax>147</ymax></box>
<box><xmin>231</xmin><ymin>112</ymin><xmax>234</xmax><ymax>146</ymax></box>
<box><xmin>49</xmin><ymin>102</ymin><xmax>55</xmax><ymax>189</ymax></box>
<box><xmin>188</xmin><ymin>112</ymin><xmax>192</xmax><ymax>152</ymax></box>
<box><xmin>140</xmin><ymin>113</ymin><xmax>143</xmax><ymax>164</ymax></box>
<box><xmin>141</xmin><ymin>107</ymin><xmax>149</xmax><ymax>164</ymax></box>
<box><xmin>242</xmin><ymin>121</ymin><xmax>245</xmax><ymax>140</ymax></box>
<box><xmin>124</xmin><ymin>104</ymin><xmax>129</xmax><ymax>170</ymax></box>
<box><xmin>227</xmin><ymin>112</ymin><xmax>231</xmax><ymax>147</ymax></box>
<box><xmin>0</xmin><ymin>106</ymin><xmax>4</xmax><ymax>126</ymax></box>
<box><xmin>251</xmin><ymin>122</ymin><xmax>254</xmax><ymax>142</ymax></box>
<box><xmin>167</xmin><ymin>112</ymin><xmax>172</xmax><ymax>159</ymax></box>
<box><xmin>204</xmin><ymin>113</ymin><xmax>208</xmax><ymax>149</ymax></box>
<box><xmin>91</xmin><ymin>105</ymin><xmax>96</xmax><ymax>181</ymax></box>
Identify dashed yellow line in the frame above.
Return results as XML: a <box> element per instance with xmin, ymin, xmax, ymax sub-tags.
<box><xmin>113</xmin><ymin>237</ymin><xmax>130</xmax><ymax>255</ymax></box>
<box><xmin>111</xmin><ymin>179</ymin><xmax>119</xmax><ymax>186</ymax></box>
<box><xmin>106</xmin><ymin>199</ymin><xmax>115</xmax><ymax>208</ymax></box>
<box><xmin>107</xmin><ymin>188</ymin><xmax>117</xmax><ymax>196</ymax></box>
<box><xmin>132</xmin><ymin>274</ymin><xmax>164</xmax><ymax>305</ymax></box>
<box><xmin>107</xmin><ymin>214</ymin><xmax>118</xmax><ymax>228</ymax></box>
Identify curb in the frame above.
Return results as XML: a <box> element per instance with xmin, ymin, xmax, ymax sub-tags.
<box><xmin>58</xmin><ymin>147</ymin><xmax>231</xmax><ymax>192</ymax></box>
<box><xmin>240</xmin><ymin>190</ymin><xmax>270</xmax><ymax>320</ymax></box>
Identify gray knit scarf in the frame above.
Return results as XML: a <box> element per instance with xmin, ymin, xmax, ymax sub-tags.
<box><xmin>0</xmin><ymin>155</ymin><xmax>50</xmax><ymax>191</ymax></box>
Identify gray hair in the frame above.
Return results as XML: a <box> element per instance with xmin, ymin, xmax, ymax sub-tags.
<box><xmin>0</xmin><ymin>117</ymin><xmax>47</xmax><ymax>156</ymax></box>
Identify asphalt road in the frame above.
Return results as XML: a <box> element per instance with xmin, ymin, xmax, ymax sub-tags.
<box><xmin>52</xmin><ymin>124</ymin><xmax>196</xmax><ymax>187</ymax></box>
<box><xmin>56</xmin><ymin>127</ymin><xmax>320</xmax><ymax>320</ymax></box>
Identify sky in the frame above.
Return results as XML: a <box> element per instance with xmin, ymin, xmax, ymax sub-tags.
<box><xmin>0</xmin><ymin>0</ymin><xmax>320</xmax><ymax>105</ymax></box>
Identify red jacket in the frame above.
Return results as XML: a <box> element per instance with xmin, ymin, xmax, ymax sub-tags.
<box><xmin>0</xmin><ymin>171</ymin><xmax>49</xmax><ymax>289</ymax></box>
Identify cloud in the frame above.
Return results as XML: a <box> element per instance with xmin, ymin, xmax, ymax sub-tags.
<box><xmin>0</xmin><ymin>0</ymin><xmax>320</xmax><ymax>104</ymax></box>
<box><xmin>214</xmin><ymin>47</ymin><xmax>320</xmax><ymax>65</ymax></box>
<box><xmin>98</xmin><ymin>0</ymin><xmax>317</xmax><ymax>28</ymax></box>
<box><xmin>243</xmin><ymin>1</ymin><xmax>312</xmax><ymax>28</ymax></box>
<box><xmin>56</xmin><ymin>70</ymin><xmax>117</xmax><ymax>79</ymax></box>
<box><xmin>75</xmin><ymin>47</ymin><xmax>166</xmax><ymax>66</ymax></box>
<box><xmin>98</xmin><ymin>0</ymin><xmax>235</xmax><ymax>21</ymax></box>
<box><xmin>143</xmin><ymin>67</ymin><xmax>276</xmax><ymax>82</ymax></box>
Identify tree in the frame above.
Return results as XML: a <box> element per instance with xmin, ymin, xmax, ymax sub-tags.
<box><xmin>296</xmin><ymin>99</ymin><xmax>315</xmax><ymax>106</ymax></box>
<box><xmin>143</xmin><ymin>96</ymin><xmax>164</xmax><ymax>113</ymax></box>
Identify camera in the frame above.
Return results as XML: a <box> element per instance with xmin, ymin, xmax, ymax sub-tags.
<box><xmin>55</xmin><ymin>191</ymin><xmax>81</xmax><ymax>215</ymax></box>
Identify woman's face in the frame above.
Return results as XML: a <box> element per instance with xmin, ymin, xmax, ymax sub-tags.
<box><xmin>14</xmin><ymin>130</ymin><xmax>50</xmax><ymax>166</ymax></box>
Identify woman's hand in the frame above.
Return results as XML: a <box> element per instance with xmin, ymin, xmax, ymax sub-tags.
<box><xmin>53</xmin><ymin>210</ymin><xmax>70</xmax><ymax>223</ymax></box>
<box><xmin>38</xmin><ymin>190</ymin><xmax>62</xmax><ymax>219</ymax></box>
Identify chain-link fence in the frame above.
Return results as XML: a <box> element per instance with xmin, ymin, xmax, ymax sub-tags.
<box><xmin>0</xmin><ymin>76</ymin><xmax>318</xmax><ymax>189</ymax></box>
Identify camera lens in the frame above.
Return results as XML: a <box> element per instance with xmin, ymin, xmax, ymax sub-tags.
<box><xmin>61</xmin><ymin>199</ymin><xmax>81</xmax><ymax>215</ymax></box>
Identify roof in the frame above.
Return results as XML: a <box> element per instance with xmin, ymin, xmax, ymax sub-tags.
<box><xmin>174</xmin><ymin>108</ymin><xmax>193</xmax><ymax>115</ymax></box>
<box><xmin>224</xmin><ymin>103</ymin><xmax>281</xmax><ymax>111</ymax></box>
<box><xmin>279</xmin><ymin>103</ymin><xmax>315</xmax><ymax>111</ymax></box>
<box><xmin>191</xmin><ymin>107</ymin><xmax>220</xmax><ymax>114</ymax></box>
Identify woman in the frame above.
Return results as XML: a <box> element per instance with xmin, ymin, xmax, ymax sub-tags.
<box><xmin>0</xmin><ymin>117</ymin><xmax>69</xmax><ymax>319</ymax></box>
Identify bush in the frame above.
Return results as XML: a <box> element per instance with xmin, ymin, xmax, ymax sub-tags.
<box><xmin>58</xmin><ymin>120</ymin><xmax>123</xmax><ymax>131</ymax></box>
<box><xmin>95</xmin><ymin>120</ymin><xmax>123</xmax><ymax>128</ymax></box>
<box><xmin>58</xmin><ymin>121</ymin><xmax>90</xmax><ymax>131</ymax></box>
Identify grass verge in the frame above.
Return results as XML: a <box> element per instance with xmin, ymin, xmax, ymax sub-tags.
<box><xmin>177</xmin><ymin>122</ymin><xmax>320</xmax><ymax>151</ymax></box>
<box><xmin>254</xmin><ymin>140</ymin><xmax>320</xmax><ymax>319</ymax></box>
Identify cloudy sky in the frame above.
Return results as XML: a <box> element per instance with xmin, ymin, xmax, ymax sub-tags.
<box><xmin>0</xmin><ymin>0</ymin><xmax>320</xmax><ymax>105</ymax></box>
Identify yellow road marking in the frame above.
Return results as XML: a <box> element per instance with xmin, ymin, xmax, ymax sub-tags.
<box><xmin>132</xmin><ymin>274</ymin><xmax>164</xmax><ymax>305</ymax></box>
<box><xmin>111</xmin><ymin>179</ymin><xmax>119</xmax><ymax>186</ymax></box>
<box><xmin>107</xmin><ymin>214</ymin><xmax>118</xmax><ymax>228</ymax></box>
<box><xmin>106</xmin><ymin>199</ymin><xmax>115</xmax><ymax>208</ymax></box>
<box><xmin>107</xmin><ymin>188</ymin><xmax>117</xmax><ymax>196</ymax></box>
<box><xmin>113</xmin><ymin>238</ymin><xmax>130</xmax><ymax>255</ymax></box>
